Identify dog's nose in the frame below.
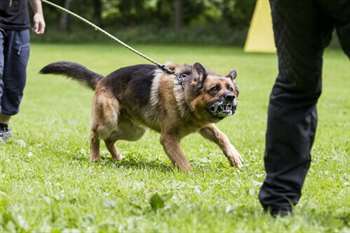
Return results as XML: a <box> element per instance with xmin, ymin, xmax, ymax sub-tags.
<box><xmin>224</xmin><ymin>94</ymin><xmax>235</xmax><ymax>102</ymax></box>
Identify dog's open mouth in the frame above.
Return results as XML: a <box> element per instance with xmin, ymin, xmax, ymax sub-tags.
<box><xmin>208</xmin><ymin>100</ymin><xmax>236</xmax><ymax>118</ymax></box>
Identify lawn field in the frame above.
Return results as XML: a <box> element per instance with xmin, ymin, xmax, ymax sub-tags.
<box><xmin>0</xmin><ymin>44</ymin><xmax>349</xmax><ymax>233</ymax></box>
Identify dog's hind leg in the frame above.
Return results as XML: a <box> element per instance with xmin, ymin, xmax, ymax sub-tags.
<box><xmin>90</xmin><ymin>130</ymin><xmax>100</xmax><ymax>162</ymax></box>
<box><xmin>90</xmin><ymin>89</ymin><xmax>119</xmax><ymax>162</ymax></box>
<box><xmin>90</xmin><ymin>102</ymin><xmax>102</xmax><ymax>162</ymax></box>
<box><xmin>105</xmin><ymin>138</ymin><xmax>123</xmax><ymax>161</ymax></box>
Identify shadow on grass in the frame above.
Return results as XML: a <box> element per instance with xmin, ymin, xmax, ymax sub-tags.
<box><xmin>114</xmin><ymin>158</ymin><xmax>173</xmax><ymax>173</ymax></box>
<box><xmin>73</xmin><ymin>155</ymin><xmax>173</xmax><ymax>173</ymax></box>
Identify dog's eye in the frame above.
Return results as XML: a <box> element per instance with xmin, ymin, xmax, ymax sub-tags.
<box><xmin>180</xmin><ymin>73</ymin><xmax>188</xmax><ymax>79</ymax></box>
<box><xmin>227</xmin><ymin>85</ymin><xmax>234</xmax><ymax>92</ymax></box>
<box><xmin>209</xmin><ymin>85</ymin><xmax>221</xmax><ymax>95</ymax></box>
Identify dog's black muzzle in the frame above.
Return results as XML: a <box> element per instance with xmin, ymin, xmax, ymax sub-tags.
<box><xmin>208</xmin><ymin>93</ymin><xmax>237</xmax><ymax>118</ymax></box>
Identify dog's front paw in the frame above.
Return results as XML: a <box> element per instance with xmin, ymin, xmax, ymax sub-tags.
<box><xmin>227</xmin><ymin>150</ymin><xmax>243</xmax><ymax>169</ymax></box>
<box><xmin>90</xmin><ymin>156</ymin><xmax>100</xmax><ymax>162</ymax></box>
<box><xmin>176</xmin><ymin>162</ymin><xmax>192</xmax><ymax>172</ymax></box>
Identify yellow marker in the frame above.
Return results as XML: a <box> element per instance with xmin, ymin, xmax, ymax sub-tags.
<box><xmin>244</xmin><ymin>0</ymin><xmax>276</xmax><ymax>53</ymax></box>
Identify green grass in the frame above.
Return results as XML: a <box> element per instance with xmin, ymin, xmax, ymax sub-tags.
<box><xmin>0</xmin><ymin>44</ymin><xmax>349</xmax><ymax>233</ymax></box>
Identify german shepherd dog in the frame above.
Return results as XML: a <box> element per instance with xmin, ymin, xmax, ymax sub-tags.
<box><xmin>40</xmin><ymin>62</ymin><xmax>242</xmax><ymax>171</ymax></box>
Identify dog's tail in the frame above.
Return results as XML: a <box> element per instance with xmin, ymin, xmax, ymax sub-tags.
<box><xmin>40</xmin><ymin>61</ymin><xmax>103</xmax><ymax>90</ymax></box>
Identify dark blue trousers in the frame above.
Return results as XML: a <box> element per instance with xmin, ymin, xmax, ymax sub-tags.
<box><xmin>0</xmin><ymin>29</ymin><xmax>30</xmax><ymax>116</ymax></box>
<box><xmin>259</xmin><ymin>0</ymin><xmax>350</xmax><ymax>214</ymax></box>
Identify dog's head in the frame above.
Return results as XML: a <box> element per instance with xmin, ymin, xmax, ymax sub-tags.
<box><xmin>176</xmin><ymin>63</ymin><xmax>239</xmax><ymax>122</ymax></box>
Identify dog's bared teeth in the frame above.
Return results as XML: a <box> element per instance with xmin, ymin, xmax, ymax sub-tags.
<box><xmin>210</xmin><ymin>101</ymin><xmax>234</xmax><ymax>116</ymax></box>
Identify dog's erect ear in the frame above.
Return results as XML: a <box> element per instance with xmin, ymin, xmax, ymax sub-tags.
<box><xmin>193</xmin><ymin>63</ymin><xmax>207</xmax><ymax>78</ymax></box>
<box><xmin>191</xmin><ymin>63</ymin><xmax>207</xmax><ymax>88</ymax></box>
<box><xmin>227</xmin><ymin>69</ymin><xmax>237</xmax><ymax>81</ymax></box>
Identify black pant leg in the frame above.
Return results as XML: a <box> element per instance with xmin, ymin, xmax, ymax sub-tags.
<box><xmin>259</xmin><ymin>0</ymin><xmax>333</xmax><ymax>214</ymax></box>
<box><xmin>0</xmin><ymin>31</ymin><xmax>4</xmax><ymax>114</ymax></box>
<box><xmin>1</xmin><ymin>30</ymin><xmax>30</xmax><ymax>116</ymax></box>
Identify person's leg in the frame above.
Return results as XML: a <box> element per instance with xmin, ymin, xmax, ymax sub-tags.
<box><xmin>1</xmin><ymin>30</ymin><xmax>30</xmax><ymax>119</ymax></box>
<box><xmin>0</xmin><ymin>30</ymin><xmax>30</xmax><ymax>141</ymax></box>
<box><xmin>0</xmin><ymin>29</ymin><xmax>10</xmax><ymax>139</ymax></box>
<box><xmin>0</xmin><ymin>30</ymin><xmax>5</xmax><ymax>117</ymax></box>
<box><xmin>259</xmin><ymin>0</ymin><xmax>334</xmax><ymax>215</ymax></box>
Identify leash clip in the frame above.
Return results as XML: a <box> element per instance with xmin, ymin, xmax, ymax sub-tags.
<box><xmin>158</xmin><ymin>64</ymin><xmax>185</xmax><ymax>89</ymax></box>
<box><xmin>158</xmin><ymin>65</ymin><xmax>186</xmax><ymax>89</ymax></box>
<box><xmin>159</xmin><ymin>64</ymin><xmax>175</xmax><ymax>75</ymax></box>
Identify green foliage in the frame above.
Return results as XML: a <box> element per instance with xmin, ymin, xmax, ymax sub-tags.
<box><xmin>0</xmin><ymin>191</ymin><xmax>30</xmax><ymax>233</ymax></box>
<box><xmin>0</xmin><ymin>44</ymin><xmax>349</xmax><ymax>232</ymax></box>
<box><xmin>149</xmin><ymin>193</ymin><xmax>173</xmax><ymax>211</ymax></box>
<box><xmin>42</xmin><ymin>0</ymin><xmax>257</xmax><ymax>43</ymax></box>
<box><xmin>32</xmin><ymin>24</ymin><xmax>247</xmax><ymax>45</ymax></box>
<box><xmin>100</xmin><ymin>0</ymin><xmax>255</xmax><ymax>27</ymax></box>
<box><xmin>223</xmin><ymin>0</ymin><xmax>256</xmax><ymax>28</ymax></box>
<box><xmin>149</xmin><ymin>193</ymin><xmax>165</xmax><ymax>211</ymax></box>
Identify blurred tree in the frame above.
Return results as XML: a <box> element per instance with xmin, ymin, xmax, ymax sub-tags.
<box><xmin>174</xmin><ymin>0</ymin><xmax>183</xmax><ymax>32</ymax></box>
<box><xmin>92</xmin><ymin>0</ymin><xmax>102</xmax><ymax>26</ymax></box>
<box><xmin>153</xmin><ymin>0</ymin><xmax>206</xmax><ymax>29</ymax></box>
<box><xmin>45</xmin><ymin>0</ymin><xmax>256</xmax><ymax>30</ymax></box>
<box><xmin>59</xmin><ymin>0</ymin><xmax>73</xmax><ymax>31</ymax></box>
<box><xmin>117</xmin><ymin>0</ymin><xmax>148</xmax><ymax>25</ymax></box>
<box><xmin>221</xmin><ymin>0</ymin><xmax>256</xmax><ymax>28</ymax></box>
<box><xmin>38</xmin><ymin>0</ymin><xmax>257</xmax><ymax>44</ymax></box>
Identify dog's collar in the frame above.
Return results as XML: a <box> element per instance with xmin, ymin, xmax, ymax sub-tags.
<box><xmin>157</xmin><ymin>65</ymin><xmax>185</xmax><ymax>89</ymax></box>
<box><xmin>158</xmin><ymin>64</ymin><xmax>174</xmax><ymax>74</ymax></box>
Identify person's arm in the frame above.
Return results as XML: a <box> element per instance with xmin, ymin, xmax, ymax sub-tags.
<box><xmin>29</xmin><ymin>0</ymin><xmax>46</xmax><ymax>35</ymax></box>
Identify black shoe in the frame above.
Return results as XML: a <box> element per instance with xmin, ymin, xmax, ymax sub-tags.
<box><xmin>270</xmin><ymin>209</ymin><xmax>292</xmax><ymax>217</ymax></box>
<box><xmin>264</xmin><ymin>207</ymin><xmax>292</xmax><ymax>217</ymax></box>
<box><xmin>0</xmin><ymin>124</ymin><xmax>12</xmax><ymax>142</ymax></box>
